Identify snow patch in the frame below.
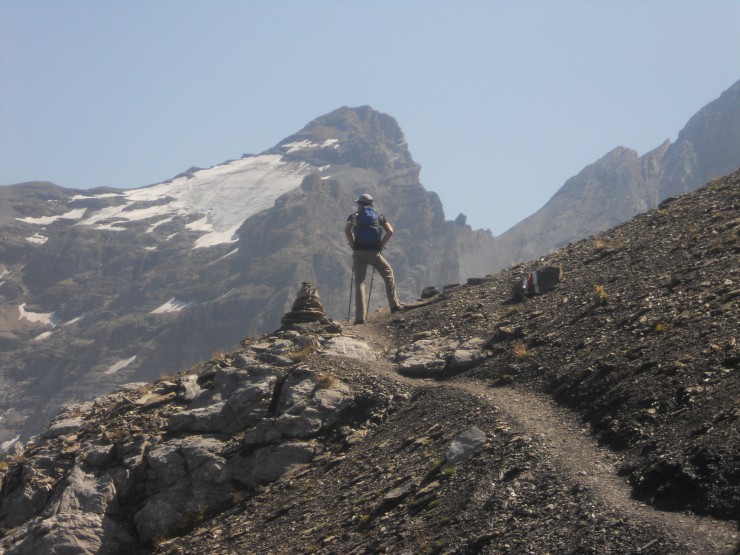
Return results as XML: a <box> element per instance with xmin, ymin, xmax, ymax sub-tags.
<box><xmin>217</xmin><ymin>287</ymin><xmax>237</xmax><ymax>300</ymax></box>
<box><xmin>185</xmin><ymin>216</ymin><xmax>214</xmax><ymax>232</ymax></box>
<box><xmin>18</xmin><ymin>303</ymin><xmax>60</xmax><ymax>327</ymax></box>
<box><xmin>282</xmin><ymin>140</ymin><xmax>314</xmax><ymax>153</ymax></box>
<box><xmin>25</xmin><ymin>233</ymin><xmax>48</xmax><ymax>245</ymax></box>
<box><xmin>147</xmin><ymin>216</ymin><xmax>174</xmax><ymax>233</ymax></box>
<box><xmin>70</xmin><ymin>193</ymin><xmax>124</xmax><ymax>200</ymax></box>
<box><xmin>0</xmin><ymin>269</ymin><xmax>10</xmax><ymax>280</ymax></box>
<box><xmin>1</xmin><ymin>436</ymin><xmax>20</xmax><ymax>452</ymax></box>
<box><xmin>212</xmin><ymin>248</ymin><xmax>239</xmax><ymax>263</ymax></box>
<box><xmin>194</xmin><ymin>226</ymin><xmax>239</xmax><ymax>249</ymax></box>
<box><xmin>76</xmin><ymin>154</ymin><xmax>312</xmax><ymax>249</ymax></box>
<box><xmin>16</xmin><ymin>208</ymin><xmax>87</xmax><ymax>225</ymax></box>
<box><xmin>104</xmin><ymin>356</ymin><xmax>137</xmax><ymax>375</ymax></box>
<box><xmin>63</xmin><ymin>316</ymin><xmax>84</xmax><ymax>326</ymax></box>
<box><xmin>151</xmin><ymin>298</ymin><xmax>195</xmax><ymax>314</ymax></box>
<box><xmin>283</xmin><ymin>139</ymin><xmax>339</xmax><ymax>153</ymax></box>
<box><xmin>93</xmin><ymin>222</ymin><xmax>128</xmax><ymax>231</ymax></box>
<box><xmin>34</xmin><ymin>331</ymin><xmax>54</xmax><ymax>341</ymax></box>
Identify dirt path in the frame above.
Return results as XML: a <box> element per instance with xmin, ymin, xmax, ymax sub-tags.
<box><xmin>346</xmin><ymin>321</ymin><xmax>739</xmax><ymax>555</ymax></box>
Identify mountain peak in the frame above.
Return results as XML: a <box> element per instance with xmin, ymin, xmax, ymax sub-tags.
<box><xmin>269</xmin><ymin>106</ymin><xmax>416</xmax><ymax>171</ymax></box>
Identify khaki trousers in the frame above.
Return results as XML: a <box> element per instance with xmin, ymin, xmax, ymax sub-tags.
<box><xmin>352</xmin><ymin>250</ymin><xmax>400</xmax><ymax>322</ymax></box>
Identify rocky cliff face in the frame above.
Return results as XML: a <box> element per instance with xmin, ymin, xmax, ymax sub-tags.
<box><xmin>492</xmin><ymin>79</ymin><xmax>740</xmax><ymax>267</ymax></box>
<box><xmin>0</xmin><ymin>106</ymin><xmax>497</xmax><ymax>445</ymax></box>
<box><xmin>0</xmin><ymin>172</ymin><xmax>736</xmax><ymax>554</ymax></box>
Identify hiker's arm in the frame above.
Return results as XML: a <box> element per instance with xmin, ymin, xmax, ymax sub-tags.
<box><xmin>344</xmin><ymin>220</ymin><xmax>354</xmax><ymax>247</ymax></box>
<box><xmin>380</xmin><ymin>222</ymin><xmax>393</xmax><ymax>250</ymax></box>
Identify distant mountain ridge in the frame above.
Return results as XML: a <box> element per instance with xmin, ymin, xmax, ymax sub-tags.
<box><xmin>492</xmin><ymin>79</ymin><xmax>740</xmax><ymax>266</ymax></box>
<box><xmin>0</xmin><ymin>80</ymin><xmax>739</xmax><ymax>445</ymax></box>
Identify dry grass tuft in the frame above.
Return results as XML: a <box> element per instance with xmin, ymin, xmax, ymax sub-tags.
<box><xmin>513</xmin><ymin>343</ymin><xmax>531</xmax><ymax>359</ymax></box>
<box><xmin>592</xmin><ymin>284</ymin><xmax>609</xmax><ymax>306</ymax></box>
<box><xmin>316</xmin><ymin>372</ymin><xmax>336</xmax><ymax>389</ymax></box>
<box><xmin>288</xmin><ymin>344</ymin><xmax>319</xmax><ymax>362</ymax></box>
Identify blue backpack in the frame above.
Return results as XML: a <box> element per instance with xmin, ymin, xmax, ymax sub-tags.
<box><xmin>354</xmin><ymin>206</ymin><xmax>383</xmax><ymax>248</ymax></box>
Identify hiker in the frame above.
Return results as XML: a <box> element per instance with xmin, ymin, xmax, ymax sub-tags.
<box><xmin>345</xmin><ymin>193</ymin><xmax>402</xmax><ymax>324</ymax></box>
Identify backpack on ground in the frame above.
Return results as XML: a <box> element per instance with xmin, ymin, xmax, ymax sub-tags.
<box><xmin>354</xmin><ymin>206</ymin><xmax>383</xmax><ymax>248</ymax></box>
<box><xmin>512</xmin><ymin>265</ymin><xmax>563</xmax><ymax>299</ymax></box>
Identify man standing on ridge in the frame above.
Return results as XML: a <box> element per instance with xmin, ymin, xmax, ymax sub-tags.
<box><xmin>345</xmin><ymin>193</ymin><xmax>402</xmax><ymax>324</ymax></box>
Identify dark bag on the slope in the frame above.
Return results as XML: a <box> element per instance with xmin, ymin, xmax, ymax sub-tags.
<box><xmin>354</xmin><ymin>206</ymin><xmax>383</xmax><ymax>249</ymax></box>
<box><xmin>513</xmin><ymin>265</ymin><xmax>563</xmax><ymax>299</ymax></box>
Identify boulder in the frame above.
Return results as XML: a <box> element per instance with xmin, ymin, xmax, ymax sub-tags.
<box><xmin>227</xmin><ymin>440</ymin><xmax>318</xmax><ymax>488</ymax></box>
<box><xmin>322</xmin><ymin>336</ymin><xmax>376</xmax><ymax>360</ymax></box>
<box><xmin>41</xmin><ymin>417</ymin><xmax>84</xmax><ymax>440</ymax></box>
<box><xmin>1</xmin><ymin>512</ymin><xmax>134</xmax><ymax>555</ymax></box>
<box><xmin>168</xmin><ymin>369</ymin><xmax>277</xmax><ymax>434</ymax></box>
<box><xmin>135</xmin><ymin>437</ymin><xmax>231</xmax><ymax>543</ymax></box>
<box><xmin>0</xmin><ymin>465</ymin><xmax>134</xmax><ymax>554</ymax></box>
<box><xmin>395</xmin><ymin>338</ymin><xmax>457</xmax><ymax>376</ymax></box>
<box><xmin>446</xmin><ymin>426</ymin><xmax>488</xmax><ymax>465</ymax></box>
<box><xmin>449</xmin><ymin>337</ymin><xmax>489</xmax><ymax>370</ymax></box>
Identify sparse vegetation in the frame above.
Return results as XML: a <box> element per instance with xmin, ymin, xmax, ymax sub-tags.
<box><xmin>427</xmin><ymin>498</ymin><xmax>443</xmax><ymax>509</ymax></box>
<box><xmin>287</xmin><ymin>343</ymin><xmax>319</xmax><ymax>362</ymax></box>
<box><xmin>513</xmin><ymin>342</ymin><xmax>531</xmax><ymax>359</ymax></box>
<box><xmin>504</xmin><ymin>306</ymin><xmax>520</xmax><ymax>318</ymax></box>
<box><xmin>441</xmin><ymin>465</ymin><xmax>457</xmax><ymax>477</ymax></box>
<box><xmin>593</xmin><ymin>237</ymin><xmax>626</xmax><ymax>252</ymax></box>
<box><xmin>592</xmin><ymin>284</ymin><xmax>609</xmax><ymax>306</ymax></box>
<box><xmin>315</xmin><ymin>372</ymin><xmax>336</xmax><ymax>389</ymax></box>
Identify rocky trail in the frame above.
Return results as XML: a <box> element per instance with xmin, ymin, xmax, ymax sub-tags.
<box><xmin>347</xmin><ymin>318</ymin><xmax>739</xmax><ymax>555</ymax></box>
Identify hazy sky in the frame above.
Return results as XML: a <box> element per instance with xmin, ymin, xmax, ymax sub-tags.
<box><xmin>1</xmin><ymin>1</ymin><xmax>739</xmax><ymax>234</ymax></box>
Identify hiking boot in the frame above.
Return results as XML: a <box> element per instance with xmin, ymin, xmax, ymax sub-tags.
<box><xmin>354</xmin><ymin>319</ymin><xmax>365</xmax><ymax>325</ymax></box>
<box><xmin>391</xmin><ymin>305</ymin><xmax>405</xmax><ymax>314</ymax></box>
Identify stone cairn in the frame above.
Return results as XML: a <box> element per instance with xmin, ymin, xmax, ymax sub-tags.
<box><xmin>281</xmin><ymin>282</ymin><xmax>329</xmax><ymax>326</ymax></box>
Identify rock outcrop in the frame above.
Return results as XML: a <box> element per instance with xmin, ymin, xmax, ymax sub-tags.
<box><xmin>0</xmin><ymin>314</ymin><xmax>385</xmax><ymax>553</ymax></box>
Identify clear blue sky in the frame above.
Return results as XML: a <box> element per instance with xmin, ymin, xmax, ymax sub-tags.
<box><xmin>1</xmin><ymin>1</ymin><xmax>739</xmax><ymax>234</ymax></box>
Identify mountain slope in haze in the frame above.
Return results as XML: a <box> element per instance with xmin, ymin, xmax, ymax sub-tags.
<box><xmin>493</xmin><ymin>78</ymin><xmax>740</xmax><ymax>267</ymax></box>
<box><xmin>0</xmin><ymin>107</ymin><xmax>497</xmax><ymax>445</ymax></box>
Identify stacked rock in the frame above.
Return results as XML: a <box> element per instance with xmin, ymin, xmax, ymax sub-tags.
<box><xmin>281</xmin><ymin>282</ymin><xmax>329</xmax><ymax>325</ymax></box>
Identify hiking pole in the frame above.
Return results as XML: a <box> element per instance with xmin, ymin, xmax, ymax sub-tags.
<box><xmin>347</xmin><ymin>269</ymin><xmax>354</xmax><ymax>321</ymax></box>
<box><xmin>366</xmin><ymin>267</ymin><xmax>375</xmax><ymax>318</ymax></box>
